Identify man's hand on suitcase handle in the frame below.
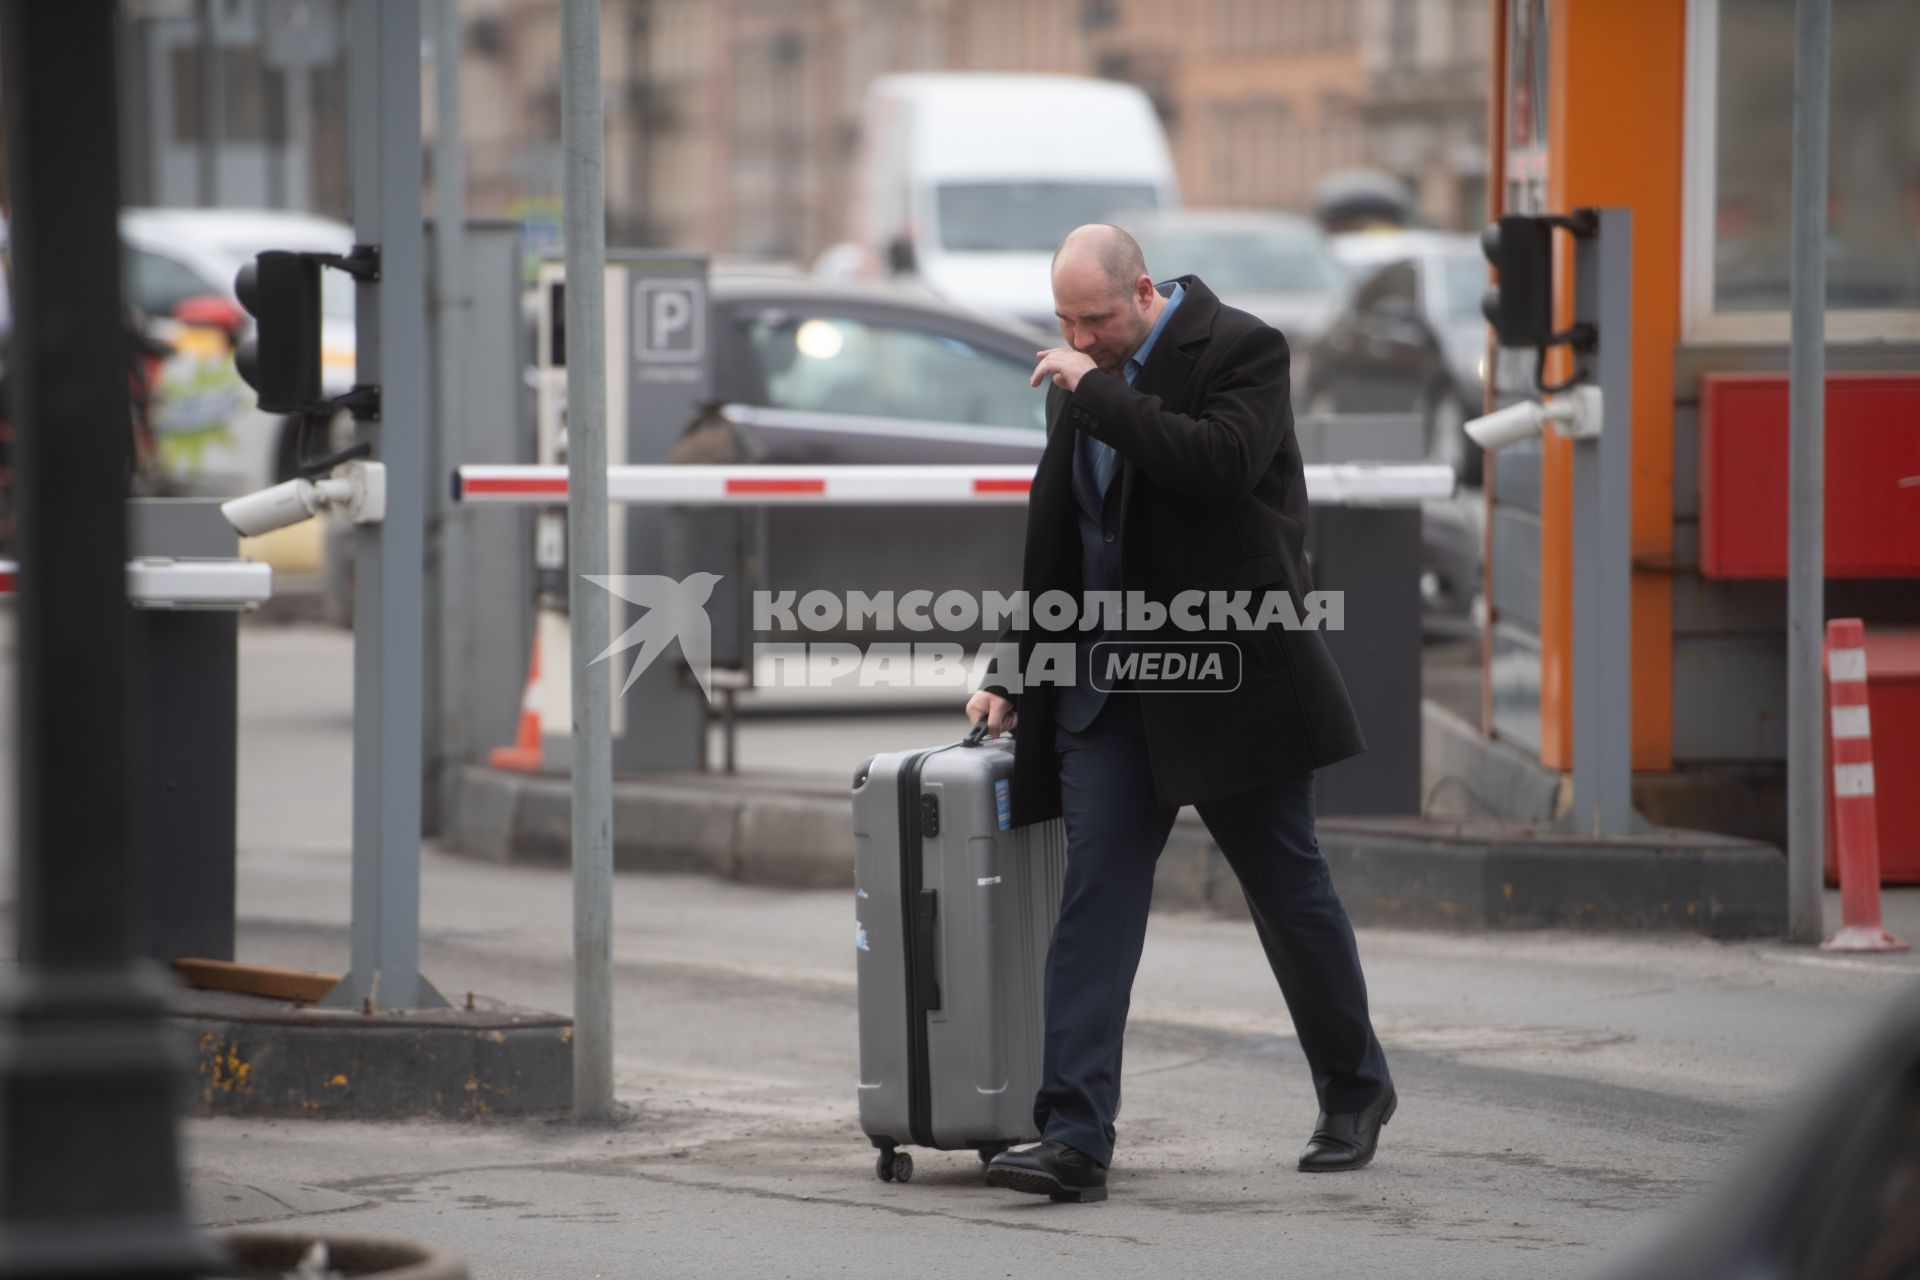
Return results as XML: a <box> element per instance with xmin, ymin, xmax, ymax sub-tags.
<box><xmin>965</xmin><ymin>689</ymin><xmax>1017</xmax><ymax>740</ymax></box>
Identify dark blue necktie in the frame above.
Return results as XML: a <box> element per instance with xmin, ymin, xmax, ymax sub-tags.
<box><xmin>1082</xmin><ymin>355</ymin><xmax>1146</xmax><ymax>500</ymax></box>
<box><xmin>1087</xmin><ymin>435</ymin><xmax>1117</xmax><ymax>499</ymax></box>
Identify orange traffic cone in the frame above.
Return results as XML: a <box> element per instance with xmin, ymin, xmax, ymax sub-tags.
<box><xmin>489</xmin><ymin>631</ymin><xmax>545</xmax><ymax>771</ymax></box>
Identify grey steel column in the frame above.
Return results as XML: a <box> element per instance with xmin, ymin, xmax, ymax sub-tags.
<box><xmin>325</xmin><ymin>0</ymin><xmax>445</xmax><ymax>1010</ymax></box>
<box><xmin>1568</xmin><ymin>208</ymin><xmax>1633</xmax><ymax>837</ymax></box>
<box><xmin>0</xmin><ymin>3</ymin><xmax>222</xmax><ymax>1274</ymax></box>
<box><xmin>1786</xmin><ymin>0</ymin><xmax>1831</xmax><ymax>944</ymax></box>
<box><xmin>197</xmin><ymin>0</ymin><xmax>222</xmax><ymax>206</ymax></box>
<box><xmin>432</xmin><ymin>0</ymin><xmax>465</xmax><ymax>455</ymax></box>
<box><xmin>563</xmin><ymin>0</ymin><xmax>616</xmax><ymax>1121</ymax></box>
<box><xmin>425</xmin><ymin>0</ymin><xmax>468</xmax><ymax>835</ymax></box>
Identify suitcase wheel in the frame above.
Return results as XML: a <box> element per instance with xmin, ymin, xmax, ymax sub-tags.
<box><xmin>875</xmin><ymin>1148</ymin><xmax>912</xmax><ymax>1183</ymax></box>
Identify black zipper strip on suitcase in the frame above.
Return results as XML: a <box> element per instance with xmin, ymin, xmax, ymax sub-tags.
<box><xmin>897</xmin><ymin>732</ymin><xmax>990</xmax><ymax>1150</ymax></box>
<box><xmin>897</xmin><ymin>748</ymin><xmax>936</xmax><ymax>1149</ymax></box>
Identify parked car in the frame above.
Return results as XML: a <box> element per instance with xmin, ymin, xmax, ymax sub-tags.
<box><xmin>1124</xmin><ymin>209</ymin><xmax>1349</xmax><ymax>401</ymax></box>
<box><xmin>652</xmin><ymin>275</ymin><xmax>1465</xmax><ymax>641</ymax></box>
<box><xmin>120</xmin><ymin>207</ymin><xmax>357</xmax><ymax>494</ymax></box>
<box><xmin>1304</xmin><ymin>230</ymin><xmax>1489</xmax><ymax>483</ymax></box>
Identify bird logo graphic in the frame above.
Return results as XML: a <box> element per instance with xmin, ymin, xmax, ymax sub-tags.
<box><xmin>583</xmin><ymin>572</ymin><xmax>724</xmax><ymax>702</ymax></box>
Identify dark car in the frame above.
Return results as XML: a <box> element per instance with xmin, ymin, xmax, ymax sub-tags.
<box><xmin>1123</xmin><ymin>209</ymin><xmax>1350</xmax><ymax>402</ymax></box>
<box><xmin>1304</xmin><ymin>231</ymin><xmax>1490</xmax><ymax>483</ymax></box>
<box><xmin>687</xmin><ymin>275</ymin><xmax>1047</xmax><ymax>642</ymax></box>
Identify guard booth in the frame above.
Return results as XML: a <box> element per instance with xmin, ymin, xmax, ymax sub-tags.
<box><xmin>1450</xmin><ymin>0</ymin><xmax>1920</xmax><ymax>870</ymax></box>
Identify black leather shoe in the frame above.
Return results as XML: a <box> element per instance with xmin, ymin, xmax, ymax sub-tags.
<box><xmin>1297</xmin><ymin>1083</ymin><xmax>1397</xmax><ymax>1172</ymax></box>
<box><xmin>986</xmin><ymin>1140</ymin><xmax>1109</xmax><ymax>1203</ymax></box>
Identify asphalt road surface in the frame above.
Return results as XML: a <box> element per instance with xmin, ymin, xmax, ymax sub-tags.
<box><xmin>11</xmin><ymin>623</ymin><xmax>1920</xmax><ymax>1279</ymax></box>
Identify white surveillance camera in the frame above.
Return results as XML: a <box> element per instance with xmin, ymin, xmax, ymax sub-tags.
<box><xmin>1465</xmin><ymin>401</ymin><xmax>1547</xmax><ymax>451</ymax></box>
<box><xmin>221</xmin><ymin>478</ymin><xmax>325</xmax><ymax>538</ymax></box>
<box><xmin>1465</xmin><ymin>387</ymin><xmax>1604</xmax><ymax>451</ymax></box>
<box><xmin>220</xmin><ymin>462</ymin><xmax>387</xmax><ymax>537</ymax></box>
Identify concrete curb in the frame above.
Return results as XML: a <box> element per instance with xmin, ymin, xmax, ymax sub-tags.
<box><xmin>1315</xmin><ymin>818</ymin><xmax>1786</xmax><ymax>938</ymax></box>
<box><xmin>176</xmin><ymin>988</ymin><xmax>572</xmax><ymax>1120</ymax></box>
<box><xmin>447</xmin><ymin>765</ymin><xmax>1787</xmax><ymax>937</ymax></box>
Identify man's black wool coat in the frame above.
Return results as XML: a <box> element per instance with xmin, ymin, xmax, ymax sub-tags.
<box><xmin>986</xmin><ymin>274</ymin><xmax>1366</xmax><ymax>828</ymax></box>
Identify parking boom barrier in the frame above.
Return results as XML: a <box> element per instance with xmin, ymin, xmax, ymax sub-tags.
<box><xmin>452</xmin><ymin>462</ymin><xmax>1459</xmax><ymax>506</ymax></box>
<box><xmin>456</xmin><ymin>459</ymin><xmax>1455</xmax><ymax>776</ymax></box>
<box><xmin>1822</xmin><ymin>617</ymin><xmax>1908</xmax><ymax>953</ymax></box>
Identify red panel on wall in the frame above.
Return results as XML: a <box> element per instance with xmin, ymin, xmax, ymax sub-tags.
<box><xmin>1699</xmin><ymin>373</ymin><xmax>1920</xmax><ymax>578</ymax></box>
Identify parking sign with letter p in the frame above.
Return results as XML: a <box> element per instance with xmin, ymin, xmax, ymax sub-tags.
<box><xmin>637</xmin><ymin>279</ymin><xmax>704</xmax><ymax>364</ymax></box>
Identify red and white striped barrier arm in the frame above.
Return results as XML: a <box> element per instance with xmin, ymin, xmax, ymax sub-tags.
<box><xmin>1822</xmin><ymin>617</ymin><xmax>1908</xmax><ymax>952</ymax></box>
<box><xmin>452</xmin><ymin>463</ymin><xmax>1457</xmax><ymax>507</ymax></box>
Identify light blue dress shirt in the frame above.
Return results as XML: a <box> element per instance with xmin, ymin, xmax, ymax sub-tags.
<box><xmin>1085</xmin><ymin>281</ymin><xmax>1185</xmax><ymax>497</ymax></box>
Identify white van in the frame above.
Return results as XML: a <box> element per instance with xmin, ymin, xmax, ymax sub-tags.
<box><xmin>846</xmin><ymin>73</ymin><xmax>1180</xmax><ymax>330</ymax></box>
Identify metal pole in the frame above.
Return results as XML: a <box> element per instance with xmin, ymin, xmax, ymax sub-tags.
<box><xmin>324</xmin><ymin>0</ymin><xmax>445</xmax><ymax>1010</ymax></box>
<box><xmin>563</xmin><ymin>0</ymin><xmax>616</xmax><ymax>1122</ymax></box>
<box><xmin>427</xmin><ymin>0</ymin><xmax>468</xmax><ymax>834</ymax></box>
<box><xmin>197</xmin><ymin>0</ymin><xmax>221</xmax><ymax>206</ymax></box>
<box><xmin>1568</xmin><ymin>208</ymin><xmax>1634</xmax><ymax>837</ymax></box>
<box><xmin>433</xmin><ymin>0</ymin><xmax>466</xmax><ymax>391</ymax></box>
<box><xmin>1786</xmin><ymin>0</ymin><xmax>1831</xmax><ymax>944</ymax></box>
<box><xmin>0</xmin><ymin>3</ymin><xmax>221</xmax><ymax>1273</ymax></box>
<box><xmin>261</xmin><ymin>0</ymin><xmax>286</xmax><ymax>209</ymax></box>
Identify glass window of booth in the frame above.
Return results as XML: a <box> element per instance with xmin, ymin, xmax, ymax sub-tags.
<box><xmin>1687</xmin><ymin>0</ymin><xmax>1920</xmax><ymax>340</ymax></box>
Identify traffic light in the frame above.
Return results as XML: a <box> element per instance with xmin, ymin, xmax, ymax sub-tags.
<box><xmin>233</xmin><ymin>250</ymin><xmax>325</xmax><ymax>414</ymax></box>
<box><xmin>1480</xmin><ymin>215</ymin><xmax>1555</xmax><ymax>349</ymax></box>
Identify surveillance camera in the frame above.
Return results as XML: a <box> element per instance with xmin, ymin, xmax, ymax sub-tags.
<box><xmin>220</xmin><ymin>461</ymin><xmax>387</xmax><ymax>537</ymax></box>
<box><xmin>1465</xmin><ymin>401</ymin><xmax>1547</xmax><ymax>451</ymax></box>
<box><xmin>1465</xmin><ymin>387</ymin><xmax>1604</xmax><ymax>452</ymax></box>
<box><xmin>221</xmin><ymin>477</ymin><xmax>325</xmax><ymax>538</ymax></box>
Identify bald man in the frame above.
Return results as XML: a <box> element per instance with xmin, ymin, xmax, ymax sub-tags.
<box><xmin>966</xmin><ymin>225</ymin><xmax>1393</xmax><ymax>1203</ymax></box>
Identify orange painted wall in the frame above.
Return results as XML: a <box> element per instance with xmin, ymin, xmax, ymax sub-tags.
<box><xmin>1541</xmin><ymin>0</ymin><xmax>1681</xmax><ymax>772</ymax></box>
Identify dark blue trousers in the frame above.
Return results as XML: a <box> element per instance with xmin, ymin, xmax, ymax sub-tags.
<box><xmin>1035</xmin><ymin>692</ymin><xmax>1392</xmax><ymax>1167</ymax></box>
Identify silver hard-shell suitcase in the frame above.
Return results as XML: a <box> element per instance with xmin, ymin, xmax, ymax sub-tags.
<box><xmin>851</xmin><ymin>727</ymin><xmax>1067</xmax><ymax>1183</ymax></box>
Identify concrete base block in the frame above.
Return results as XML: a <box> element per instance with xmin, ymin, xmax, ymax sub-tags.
<box><xmin>177</xmin><ymin>989</ymin><xmax>571</xmax><ymax>1120</ymax></box>
<box><xmin>1422</xmin><ymin>700</ymin><xmax>1567</xmax><ymax>823</ymax></box>
<box><xmin>448</xmin><ymin>765</ymin><xmax>1787</xmax><ymax>937</ymax></box>
<box><xmin>447</xmin><ymin>765</ymin><xmax>522</xmax><ymax>863</ymax></box>
<box><xmin>1317</xmin><ymin>817</ymin><xmax>1787</xmax><ymax>938</ymax></box>
<box><xmin>735</xmin><ymin>793</ymin><xmax>855</xmax><ymax>889</ymax></box>
<box><xmin>614</xmin><ymin>784</ymin><xmax>742</xmax><ymax>878</ymax></box>
<box><xmin>1421</xmin><ymin>698</ymin><xmax>1797</xmax><ymax>850</ymax></box>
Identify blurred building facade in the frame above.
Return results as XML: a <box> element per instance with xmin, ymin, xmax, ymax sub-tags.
<box><xmin>113</xmin><ymin>0</ymin><xmax>1490</xmax><ymax>260</ymax></box>
<box><xmin>584</xmin><ymin>0</ymin><xmax>1490</xmax><ymax>261</ymax></box>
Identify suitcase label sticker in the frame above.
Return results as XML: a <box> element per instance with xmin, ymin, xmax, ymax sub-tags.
<box><xmin>995</xmin><ymin>779</ymin><xmax>1012</xmax><ymax>831</ymax></box>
